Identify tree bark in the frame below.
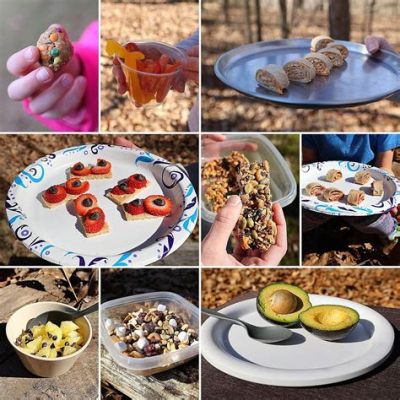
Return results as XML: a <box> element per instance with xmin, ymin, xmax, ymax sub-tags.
<box><xmin>223</xmin><ymin>0</ymin><xmax>230</xmax><ymax>24</ymax></box>
<box><xmin>255</xmin><ymin>0</ymin><xmax>263</xmax><ymax>41</ymax></box>
<box><xmin>279</xmin><ymin>0</ymin><xmax>290</xmax><ymax>39</ymax></box>
<box><xmin>367</xmin><ymin>0</ymin><xmax>376</xmax><ymax>35</ymax></box>
<box><xmin>245</xmin><ymin>0</ymin><xmax>253</xmax><ymax>43</ymax></box>
<box><xmin>328</xmin><ymin>0</ymin><xmax>350</xmax><ymax>40</ymax></box>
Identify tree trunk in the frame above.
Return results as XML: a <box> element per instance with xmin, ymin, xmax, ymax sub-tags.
<box><xmin>328</xmin><ymin>0</ymin><xmax>350</xmax><ymax>40</ymax></box>
<box><xmin>255</xmin><ymin>0</ymin><xmax>263</xmax><ymax>41</ymax></box>
<box><xmin>279</xmin><ymin>0</ymin><xmax>290</xmax><ymax>38</ymax></box>
<box><xmin>366</xmin><ymin>0</ymin><xmax>376</xmax><ymax>35</ymax></box>
<box><xmin>223</xmin><ymin>0</ymin><xmax>230</xmax><ymax>24</ymax></box>
<box><xmin>245</xmin><ymin>0</ymin><xmax>253</xmax><ymax>43</ymax></box>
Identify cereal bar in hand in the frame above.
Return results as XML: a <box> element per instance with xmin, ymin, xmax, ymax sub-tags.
<box><xmin>235</xmin><ymin>160</ymin><xmax>277</xmax><ymax>252</ymax></box>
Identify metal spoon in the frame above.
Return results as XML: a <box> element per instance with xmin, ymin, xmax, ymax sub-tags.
<box><xmin>202</xmin><ymin>307</ymin><xmax>293</xmax><ymax>344</ymax></box>
<box><xmin>26</xmin><ymin>303</ymin><xmax>98</xmax><ymax>330</ymax></box>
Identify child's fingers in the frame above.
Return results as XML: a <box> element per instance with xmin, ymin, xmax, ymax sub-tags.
<box><xmin>8</xmin><ymin>67</ymin><xmax>54</xmax><ymax>101</ymax></box>
<box><xmin>29</xmin><ymin>73</ymin><xmax>74</xmax><ymax>115</ymax></box>
<box><xmin>186</xmin><ymin>46</ymin><xmax>199</xmax><ymax>57</ymax></box>
<box><xmin>42</xmin><ymin>76</ymin><xmax>86</xmax><ymax>119</ymax></box>
<box><xmin>7</xmin><ymin>46</ymin><xmax>41</xmax><ymax>76</ymax></box>
<box><xmin>112</xmin><ymin>64</ymin><xmax>127</xmax><ymax>94</ymax></box>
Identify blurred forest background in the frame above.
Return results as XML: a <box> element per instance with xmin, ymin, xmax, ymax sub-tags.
<box><xmin>202</xmin><ymin>0</ymin><xmax>400</xmax><ymax>131</ymax></box>
<box><xmin>101</xmin><ymin>0</ymin><xmax>199</xmax><ymax>132</ymax></box>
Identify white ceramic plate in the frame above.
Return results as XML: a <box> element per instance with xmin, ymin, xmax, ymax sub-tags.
<box><xmin>6</xmin><ymin>144</ymin><xmax>198</xmax><ymax>266</ymax></box>
<box><xmin>301</xmin><ymin>160</ymin><xmax>400</xmax><ymax>216</ymax></box>
<box><xmin>202</xmin><ymin>294</ymin><xmax>394</xmax><ymax>387</ymax></box>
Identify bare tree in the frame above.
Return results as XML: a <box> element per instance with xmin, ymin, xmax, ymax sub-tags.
<box><xmin>245</xmin><ymin>0</ymin><xmax>253</xmax><ymax>43</ymax></box>
<box><xmin>255</xmin><ymin>0</ymin><xmax>263</xmax><ymax>41</ymax></box>
<box><xmin>366</xmin><ymin>0</ymin><xmax>376</xmax><ymax>35</ymax></box>
<box><xmin>279</xmin><ymin>0</ymin><xmax>290</xmax><ymax>39</ymax></box>
<box><xmin>328</xmin><ymin>0</ymin><xmax>350</xmax><ymax>40</ymax></box>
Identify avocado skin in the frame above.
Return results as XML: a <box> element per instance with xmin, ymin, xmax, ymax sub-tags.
<box><xmin>256</xmin><ymin>283</ymin><xmax>311</xmax><ymax>328</ymax></box>
<box><xmin>300</xmin><ymin>322</ymin><xmax>358</xmax><ymax>341</ymax></box>
<box><xmin>256</xmin><ymin>302</ymin><xmax>299</xmax><ymax>328</ymax></box>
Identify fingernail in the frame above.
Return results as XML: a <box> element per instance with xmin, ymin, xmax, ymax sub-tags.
<box><xmin>226</xmin><ymin>195</ymin><xmax>241</xmax><ymax>206</ymax></box>
<box><xmin>60</xmin><ymin>74</ymin><xmax>73</xmax><ymax>88</ymax></box>
<box><xmin>36</xmin><ymin>67</ymin><xmax>51</xmax><ymax>82</ymax></box>
<box><xmin>24</xmin><ymin>47</ymin><xmax>35</xmax><ymax>62</ymax></box>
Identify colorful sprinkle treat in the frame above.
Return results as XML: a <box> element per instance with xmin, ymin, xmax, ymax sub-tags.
<box><xmin>37</xmin><ymin>24</ymin><xmax>73</xmax><ymax>71</ymax></box>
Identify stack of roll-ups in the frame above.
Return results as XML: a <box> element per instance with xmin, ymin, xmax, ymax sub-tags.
<box><xmin>256</xmin><ymin>35</ymin><xmax>349</xmax><ymax>94</ymax></box>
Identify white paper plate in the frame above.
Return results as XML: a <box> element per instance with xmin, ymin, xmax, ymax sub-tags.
<box><xmin>202</xmin><ymin>294</ymin><xmax>394</xmax><ymax>387</ymax></box>
<box><xmin>6</xmin><ymin>144</ymin><xmax>198</xmax><ymax>266</ymax></box>
<box><xmin>301</xmin><ymin>160</ymin><xmax>400</xmax><ymax>216</ymax></box>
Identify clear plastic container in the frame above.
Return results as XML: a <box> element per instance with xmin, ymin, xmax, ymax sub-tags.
<box><xmin>118</xmin><ymin>41</ymin><xmax>186</xmax><ymax>108</ymax></box>
<box><xmin>201</xmin><ymin>134</ymin><xmax>297</xmax><ymax>223</ymax></box>
<box><xmin>101</xmin><ymin>292</ymin><xmax>199</xmax><ymax>376</ymax></box>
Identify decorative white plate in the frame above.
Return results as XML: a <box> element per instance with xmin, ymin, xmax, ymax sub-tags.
<box><xmin>301</xmin><ymin>160</ymin><xmax>400</xmax><ymax>216</ymax></box>
<box><xmin>6</xmin><ymin>144</ymin><xmax>198</xmax><ymax>266</ymax></box>
<box><xmin>202</xmin><ymin>294</ymin><xmax>394</xmax><ymax>387</ymax></box>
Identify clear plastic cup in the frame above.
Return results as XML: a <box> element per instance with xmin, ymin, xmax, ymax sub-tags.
<box><xmin>118</xmin><ymin>40</ymin><xmax>186</xmax><ymax>108</ymax></box>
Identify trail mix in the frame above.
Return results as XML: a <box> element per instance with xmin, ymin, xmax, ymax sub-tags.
<box><xmin>235</xmin><ymin>160</ymin><xmax>277</xmax><ymax>252</ymax></box>
<box><xmin>202</xmin><ymin>151</ymin><xmax>249</xmax><ymax>212</ymax></box>
<box><xmin>105</xmin><ymin>304</ymin><xmax>198</xmax><ymax>358</ymax></box>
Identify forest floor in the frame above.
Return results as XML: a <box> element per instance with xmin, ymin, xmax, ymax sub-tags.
<box><xmin>202</xmin><ymin>0</ymin><xmax>400</xmax><ymax>132</ymax></box>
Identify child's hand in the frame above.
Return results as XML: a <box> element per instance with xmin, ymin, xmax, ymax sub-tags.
<box><xmin>173</xmin><ymin>45</ymin><xmax>199</xmax><ymax>93</ymax></box>
<box><xmin>7</xmin><ymin>46</ymin><xmax>86</xmax><ymax>119</ymax></box>
<box><xmin>365</xmin><ymin>36</ymin><xmax>397</xmax><ymax>54</ymax></box>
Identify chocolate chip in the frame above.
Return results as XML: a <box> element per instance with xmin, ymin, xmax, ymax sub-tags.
<box><xmin>82</xmin><ymin>198</ymin><xmax>93</xmax><ymax>207</ymax></box>
<box><xmin>98</xmin><ymin>159</ymin><xmax>107</xmax><ymax>167</ymax></box>
<box><xmin>134</xmin><ymin>174</ymin><xmax>145</xmax><ymax>181</ymax></box>
<box><xmin>65</xmin><ymin>342</ymin><xmax>70</xmax><ymax>346</ymax></box>
<box><xmin>131</xmin><ymin>199</ymin><xmax>143</xmax><ymax>206</ymax></box>
<box><xmin>89</xmin><ymin>211</ymin><xmax>100</xmax><ymax>221</ymax></box>
<box><xmin>119</xmin><ymin>182</ymin><xmax>128</xmax><ymax>191</ymax></box>
<box><xmin>50</xmin><ymin>343</ymin><xmax>55</xmax><ymax>349</ymax></box>
<box><xmin>42</xmin><ymin>342</ymin><xmax>48</xmax><ymax>348</ymax></box>
<box><xmin>48</xmin><ymin>186</ymin><xmax>58</xmax><ymax>194</ymax></box>
<box><xmin>52</xmin><ymin>335</ymin><xmax>57</xmax><ymax>341</ymax></box>
<box><xmin>72</xmin><ymin>180</ymin><xmax>82</xmax><ymax>187</ymax></box>
<box><xmin>153</xmin><ymin>198</ymin><xmax>165</xmax><ymax>206</ymax></box>
<box><xmin>74</xmin><ymin>162</ymin><xmax>84</xmax><ymax>170</ymax></box>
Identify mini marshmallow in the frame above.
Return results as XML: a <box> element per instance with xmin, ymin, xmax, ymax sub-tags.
<box><xmin>115</xmin><ymin>326</ymin><xmax>126</xmax><ymax>337</ymax></box>
<box><xmin>178</xmin><ymin>331</ymin><xmax>188</xmax><ymax>342</ymax></box>
<box><xmin>136</xmin><ymin>337</ymin><xmax>149</xmax><ymax>350</ymax></box>
<box><xmin>134</xmin><ymin>329</ymin><xmax>144</xmax><ymax>337</ymax></box>
<box><xmin>104</xmin><ymin>318</ymin><xmax>116</xmax><ymax>331</ymax></box>
<box><xmin>169</xmin><ymin>319</ymin><xmax>177</xmax><ymax>328</ymax></box>
<box><xmin>114</xmin><ymin>341</ymin><xmax>127</xmax><ymax>352</ymax></box>
<box><xmin>157</xmin><ymin>304</ymin><xmax>167</xmax><ymax>312</ymax></box>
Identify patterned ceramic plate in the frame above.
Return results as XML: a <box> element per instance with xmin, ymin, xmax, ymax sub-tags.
<box><xmin>6</xmin><ymin>144</ymin><xmax>198</xmax><ymax>266</ymax></box>
<box><xmin>301</xmin><ymin>161</ymin><xmax>400</xmax><ymax>216</ymax></box>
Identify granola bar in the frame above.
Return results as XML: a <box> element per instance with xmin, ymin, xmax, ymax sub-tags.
<box><xmin>235</xmin><ymin>160</ymin><xmax>277</xmax><ymax>252</ymax></box>
<box><xmin>202</xmin><ymin>151</ymin><xmax>249</xmax><ymax>212</ymax></box>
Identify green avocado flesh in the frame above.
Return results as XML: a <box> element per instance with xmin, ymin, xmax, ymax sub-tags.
<box><xmin>257</xmin><ymin>283</ymin><xmax>311</xmax><ymax>327</ymax></box>
<box><xmin>299</xmin><ymin>305</ymin><xmax>360</xmax><ymax>341</ymax></box>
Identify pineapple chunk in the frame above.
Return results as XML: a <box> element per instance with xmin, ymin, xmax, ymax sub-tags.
<box><xmin>37</xmin><ymin>347</ymin><xmax>51</xmax><ymax>358</ymax></box>
<box><xmin>45</xmin><ymin>321</ymin><xmax>62</xmax><ymax>344</ymax></box>
<box><xmin>32</xmin><ymin>325</ymin><xmax>46</xmax><ymax>339</ymax></box>
<box><xmin>26</xmin><ymin>336</ymin><xmax>43</xmax><ymax>354</ymax></box>
<box><xmin>63</xmin><ymin>346</ymin><xmax>77</xmax><ymax>356</ymax></box>
<box><xmin>60</xmin><ymin>321</ymin><xmax>79</xmax><ymax>337</ymax></box>
<box><xmin>49</xmin><ymin>349</ymin><xmax>58</xmax><ymax>358</ymax></box>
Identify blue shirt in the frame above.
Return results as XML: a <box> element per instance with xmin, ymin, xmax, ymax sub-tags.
<box><xmin>303</xmin><ymin>134</ymin><xmax>400</xmax><ymax>164</ymax></box>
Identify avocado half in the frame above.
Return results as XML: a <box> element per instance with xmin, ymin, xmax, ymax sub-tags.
<box><xmin>257</xmin><ymin>283</ymin><xmax>311</xmax><ymax>327</ymax></box>
<box><xmin>299</xmin><ymin>304</ymin><xmax>360</xmax><ymax>341</ymax></box>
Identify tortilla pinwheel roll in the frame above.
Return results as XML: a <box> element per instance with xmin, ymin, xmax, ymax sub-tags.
<box><xmin>326</xmin><ymin>169</ymin><xmax>343</xmax><ymax>182</ymax></box>
<box><xmin>310</xmin><ymin>35</ymin><xmax>334</xmax><ymax>52</ymax></box>
<box><xmin>372</xmin><ymin>180</ymin><xmax>384</xmax><ymax>196</ymax></box>
<box><xmin>323</xmin><ymin>187</ymin><xmax>345</xmax><ymax>202</ymax></box>
<box><xmin>347</xmin><ymin>189</ymin><xmax>365</xmax><ymax>206</ymax></box>
<box><xmin>255</xmin><ymin>64</ymin><xmax>290</xmax><ymax>95</ymax></box>
<box><xmin>354</xmin><ymin>171</ymin><xmax>371</xmax><ymax>185</ymax></box>
<box><xmin>318</xmin><ymin>48</ymin><xmax>344</xmax><ymax>67</ymax></box>
<box><xmin>326</xmin><ymin>42</ymin><xmax>349</xmax><ymax>59</ymax></box>
<box><xmin>304</xmin><ymin>52</ymin><xmax>333</xmax><ymax>76</ymax></box>
<box><xmin>283</xmin><ymin>59</ymin><xmax>316</xmax><ymax>83</ymax></box>
<box><xmin>305</xmin><ymin>182</ymin><xmax>325</xmax><ymax>196</ymax></box>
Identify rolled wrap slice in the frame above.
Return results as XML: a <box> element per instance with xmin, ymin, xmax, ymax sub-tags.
<box><xmin>283</xmin><ymin>59</ymin><xmax>316</xmax><ymax>83</ymax></box>
<box><xmin>354</xmin><ymin>171</ymin><xmax>371</xmax><ymax>185</ymax></box>
<box><xmin>255</xmin><ymin>64</ymin><xmax>289</xmax><ymax>95</ymax></box>
<box><xmin>310</xmin><ymin>35</ymin><xmax>334</xmax><ymax>52</ymax></box>
<box><xmin>372</xmin><ymin>180</ymin><xmax>384</xmax><ymax>196</ymax></box>
<box><xmin>347</xmin><ymin>189</ymin><xmax>365</xmax><ymax>206</ymax></box>
<box><xmin>323</xmin><ymin>187</ymin><xmax>345</xmax><ymax>202</ymax></box>
<box><xmin>318</xmin><ymin>48</ymin><xmax>344</xmax><ymax>67</ymax></box>
<box><xmin>304</xmin><ymin>52</ymin><xmax>332</xmax><ymax>76</ymax></box>
<box><xmin>326</xmin><ymin>42</ymin><xmax>349</xmax><ymax>59</ymax></box>
<box><xmin>326</xmin><ymin>169</ymin><xmax>343</xmax><ymax>182</ymax></box>
<box><xmin>305</xmin><ymin>182</ymin><xmax>326</xmax><ymax>196</ymax></box>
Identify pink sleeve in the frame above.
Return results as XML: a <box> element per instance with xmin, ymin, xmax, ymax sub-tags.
<box><xmin>23</xmin><ymin>20</ymin><xmax>99</xmax><ymax>132</ymax></box>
